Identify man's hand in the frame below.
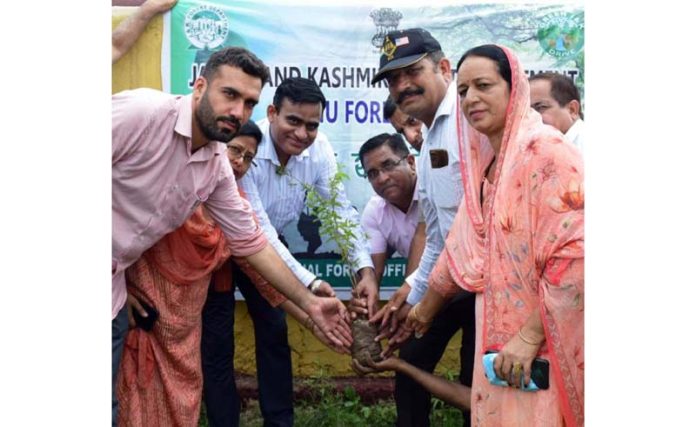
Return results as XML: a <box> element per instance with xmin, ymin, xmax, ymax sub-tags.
<box><xmin>142</xmin><ymin>0</ymin><xmax>178</xmax><ymax>14</ymax></box>
<box><xmin>112</xmin><ymin>0</ymin><xmax>178</xmax><ymax>63</ymax></box>
<box><xmin>311</xmin><ymin>280</ymin><xmax>336</xmax><ymax>297</ymax></box>
<box><xmin>305</xmin><ymin>296</ymin><xmax>353</xmax><ymax>350</ymax></box>
<box><xmin>375</xmin><ymin>301</ymin><xmax>411</xmax><ymax>341</ymax></box>
<box><xmin>303</xmin><ymin>316</ymin><xmax>350</xmax><ymax>355</ymax></box>
<box><xmin>370</xmin><ymin>283</ymin><xmax>411</xmax><ymax>329</ymax></box>
<box><xmin>375</xmin><ymin>302</ymin><xmax>413</xmax><ymax>358</ymax></box>
<box><xmin>348</xmin><ymin>267</ymin><xmax>379</xmax><ymax>319</ymax></box>
<box><xmin>126</xmin><ymin>293</ymin><xmax>147</xmax><ymax>329</ymax></box>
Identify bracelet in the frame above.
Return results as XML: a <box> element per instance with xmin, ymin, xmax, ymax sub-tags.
<box><xmin>518</xmin><ymin>328</ymin><xmax>544</xmax><ymax>346</ymax></box>
<box><xmin>309</xmin><ymin>279</ymin><xmax>322</xmax><ymax>294</ymax></box>
<box><xmin>411</xmin><ymin>303</ymin><xmax>432</xmax><ymax>324</ymax></box>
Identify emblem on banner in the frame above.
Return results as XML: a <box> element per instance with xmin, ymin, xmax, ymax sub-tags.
<box><xmin>370</xmin><ymin>8</ymin><xmax>403</xmax><ymax>49</ymax></box>
<box><xmin>184</xmin><ymin>5</ymin><xmax>229</xmax><ymax>50</ymax></box>
<box><xmin>537</xmin><ymin>12</ymin><xmax>584</xmax><ymax>60</ymax></box>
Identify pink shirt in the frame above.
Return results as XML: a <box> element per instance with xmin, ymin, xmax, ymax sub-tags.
<box><xmin>360</xmin><ymin>187</ymin><xmax>419</xmax><ymax>258</ymax></box>
<box><xmin>112</xmin><ymin>88</ymin><xmax>267</xmax><ymax>319</ymax></box>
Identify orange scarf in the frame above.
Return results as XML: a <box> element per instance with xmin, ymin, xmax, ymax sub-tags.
<box><xmin>143</xmin><ymin>206</ymin><xmax>232</xmax><ymax>286</ymax></box>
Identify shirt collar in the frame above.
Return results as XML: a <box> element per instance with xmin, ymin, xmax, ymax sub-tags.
<box><xmin>427</xmin><ymin>81</ymin><xmax>457</xmax><ymax>131</ymax></box>
<box><xmin>565</xmin><ymin>118</ymin><xmax>583</xmax><ymax>144</ymax></box>
<box><xmin>406</xmin><ymin>179</ymin><xmax>419</xmax><ymax>213</ymax></box>
<box><xmin>256</xmin><ymin>118</ymin><xmax>311</xmax><ymax>166</ymax></box>
<box><xmin>174</xmin><ymin>93</ymin><xmax>223</xmax><ymax>162</ymax></box>
<box><xmin>382</xmin><ymin>179</ymin><xmax>419</xmax><ymax>217</ymax></box>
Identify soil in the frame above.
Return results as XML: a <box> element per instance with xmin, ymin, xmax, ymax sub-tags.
<box><xmin>350</xmin><ymin>317</ymin><xmax>383</xmax><ymax>365</ymax></box>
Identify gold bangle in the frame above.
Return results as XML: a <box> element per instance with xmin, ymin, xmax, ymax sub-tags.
<box><xmin>518</xmin><ymin>328</ymin><xmax>544</xmax><ymax>346</ymax></box>
<box><xmin>412</xmin><ymin>303</ymin><xmax>432</xmax><ymax>324</ymax></box>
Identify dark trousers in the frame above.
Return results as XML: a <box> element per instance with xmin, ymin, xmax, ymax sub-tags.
<box><xmin>395</xmin><ymin>292</ymin><xmax>476</xmax><ymax>427</ymax></box>
<box><xmin>112</xmin><ymin>305</ymin><xmax>129</xmax><ymax>427</ymax></box>
<box><xmin>201</xmin><ymin>262</ymin><xmax>293</xmax><ymax>427</ymax></box>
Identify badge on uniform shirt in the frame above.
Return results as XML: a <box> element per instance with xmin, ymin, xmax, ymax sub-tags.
<box><xmin>430</xmin><ymin>149</ymin><xmax>448</xmax><ymax>168</ymax></box>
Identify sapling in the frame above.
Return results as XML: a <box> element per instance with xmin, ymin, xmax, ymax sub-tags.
<box><xmin>282</xmin><ymin>164</ymin><xmax>381</xmax><ymax>364</ymax></box>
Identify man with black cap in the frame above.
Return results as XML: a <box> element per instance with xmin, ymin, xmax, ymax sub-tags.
<box><xmin>355</xmin><ymin>28</ymin><xmax>477</xmax><ymax>426</ymax></box>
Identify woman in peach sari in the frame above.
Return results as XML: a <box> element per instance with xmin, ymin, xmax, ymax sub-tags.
<box><xmin>406</xmin><ymin>45</ymin><xmax>584</xmax><ymax>426</ymax></box>
<box><xmin>116</xmin><ymin>122</ymin><xmax>334</xmax><ymax>427</ymax></box>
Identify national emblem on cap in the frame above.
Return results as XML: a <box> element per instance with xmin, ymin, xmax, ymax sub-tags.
<box><xmin>382</xmin><ymin>36</ymin><xmax>397</xmax><ymax>61</ymax></box>
<box><xmin>372</xmin><ymin>27</ymin><xmax>442</xmax><ymax>85</ymax></box>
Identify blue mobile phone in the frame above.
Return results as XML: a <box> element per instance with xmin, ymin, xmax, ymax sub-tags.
<box><xmin>482</xmin><ymin>352</ymin><xmax>549</xmax><ymax>391</ymax></box>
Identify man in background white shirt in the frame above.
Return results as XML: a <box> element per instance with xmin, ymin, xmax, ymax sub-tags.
<box><xmin>529</xmin><ymin>72</ymin><xmax>584</xmax><ymax>154</ymax></box>
<box><xmin>383</xmin><ymin>96</ymin><xmax>424</xmax><ymax>152</ymax></box>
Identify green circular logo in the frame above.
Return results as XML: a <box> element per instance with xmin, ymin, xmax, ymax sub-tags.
<box><xmin>537</xmin><ymin>12</ymin><xmax>584</xmax><ymax>59</ymax></box>
<box><xmin>184</xmin><ymin>5</ymin><xmax>229</xmax><ymax>50</ymax></box>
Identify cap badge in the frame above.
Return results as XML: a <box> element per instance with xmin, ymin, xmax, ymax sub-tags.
<box><xmin>382</xmin><ymin>36</ymin><xmax>397</xmax><ymax>60</ymax></box>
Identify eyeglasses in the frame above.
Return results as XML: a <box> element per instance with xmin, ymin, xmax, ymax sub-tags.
<box><xmin>227</xmin><ymin>144</ymin><xmax>257</xmax><ymax>166</ymax></box>
<box><xmin>365</xmin><ymin>156</ymin><xmax>408</xmax><ymax>181</ymax></box>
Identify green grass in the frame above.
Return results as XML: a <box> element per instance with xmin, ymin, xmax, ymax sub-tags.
<box><xmin>198</xmin><ymin>379</ymin><xmax>464</xmax><ymax>426</ymax></box>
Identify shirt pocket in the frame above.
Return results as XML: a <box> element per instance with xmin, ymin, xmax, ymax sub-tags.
<box><xmin>429</xmin><ymin>163</ymin><xmax>463</xmax><ymax>209</ymax></box>
<box><xmin>162</xmin><ymin>185</ymin><xmax>207</xmax><ymax>228</ymax></box>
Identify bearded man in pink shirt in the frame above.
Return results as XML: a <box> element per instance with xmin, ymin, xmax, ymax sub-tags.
<box><xmin>112</xmin><ymin>47</ymin><xmax>352</xmax><ymax>426</ymax></box>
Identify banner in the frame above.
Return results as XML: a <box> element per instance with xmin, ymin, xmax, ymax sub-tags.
<box><xmin>163</xmin><ymin>1</ymin><xmax>584</xmax><ymax>298</ymax></box>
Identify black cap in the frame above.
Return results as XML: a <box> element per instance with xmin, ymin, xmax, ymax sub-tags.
<box><xmin>371</xmin><ymin>28</ymin><xmax>442</xmax><ymax>85</ymax></box>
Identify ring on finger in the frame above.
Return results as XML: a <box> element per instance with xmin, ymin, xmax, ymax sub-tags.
<box><xmin>512</xmin><ymin>362</ymin><xmax>522</xmax><ymax>377</ymax></box>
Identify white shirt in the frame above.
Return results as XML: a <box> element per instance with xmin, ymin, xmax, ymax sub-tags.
<box><xmin>565</xmin><ymin>118</ymin><xmax>584</xmax><ymax>154</ymax></box>
<box><xmin>407</xmin><ymin>82</ymin><xmax>466</xmax><ymax>305</ymax></box>
<box><xmin>240</xmin><ymin>118</ymin><xmax>374</xmax><ymax>286</ymax></box>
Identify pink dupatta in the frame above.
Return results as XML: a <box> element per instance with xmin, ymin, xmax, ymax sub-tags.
<box><xmin>429</xmin><ymin>46</ymin><xmax>584</xmax><ymax>426</ymax></box>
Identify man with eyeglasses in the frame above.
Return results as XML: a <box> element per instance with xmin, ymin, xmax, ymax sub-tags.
<box><xmin>202</xmin><ymin>77</ymin><xmax>377</xmax><ymax>427</ymax></box>
<box><xmin>383</xmin><ymin>96</ymin><xmax>424</xmax><ymax>152</ymax></box>
<box><xmin>358</xmin><ymin>133</ymin><xmax>424</xmax><ymax>292</ymax></box>
<box><xmin>357</xmin><ymin>28</ymin><xmax>477</xmax><ymax>427</ymax></box>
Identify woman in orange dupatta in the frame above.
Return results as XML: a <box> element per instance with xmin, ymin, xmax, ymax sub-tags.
<box><xmin>406</xmin><ymin>45</ymin><xmax>584</xmax><ymax>426</ymax></box>
<box><xmin>116</xmin><ymin>123</ymin><xmax>333</xmax><ymax>427</ymax></box>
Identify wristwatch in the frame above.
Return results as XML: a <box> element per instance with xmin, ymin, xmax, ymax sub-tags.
<box><xmin>308</xmin><ymin>279</ymin><xmax>322</xmax><ymax>294</ymax></box>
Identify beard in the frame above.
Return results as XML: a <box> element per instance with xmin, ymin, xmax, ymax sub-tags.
<box><xmin>195</xmin><ymin>90</ymin><xmax>241</xmax><ymax>143</ymax></box>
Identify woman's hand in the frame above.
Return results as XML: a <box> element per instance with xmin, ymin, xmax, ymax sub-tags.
<box><xmin>405</xmin><ymin>302</ymin><xmax>434</xmax><ymax>338</ymax></box>
<box><xmin>493</xmin><ymin>329</ymin><xmax>544</xmax><ymax>388</ymax></box>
